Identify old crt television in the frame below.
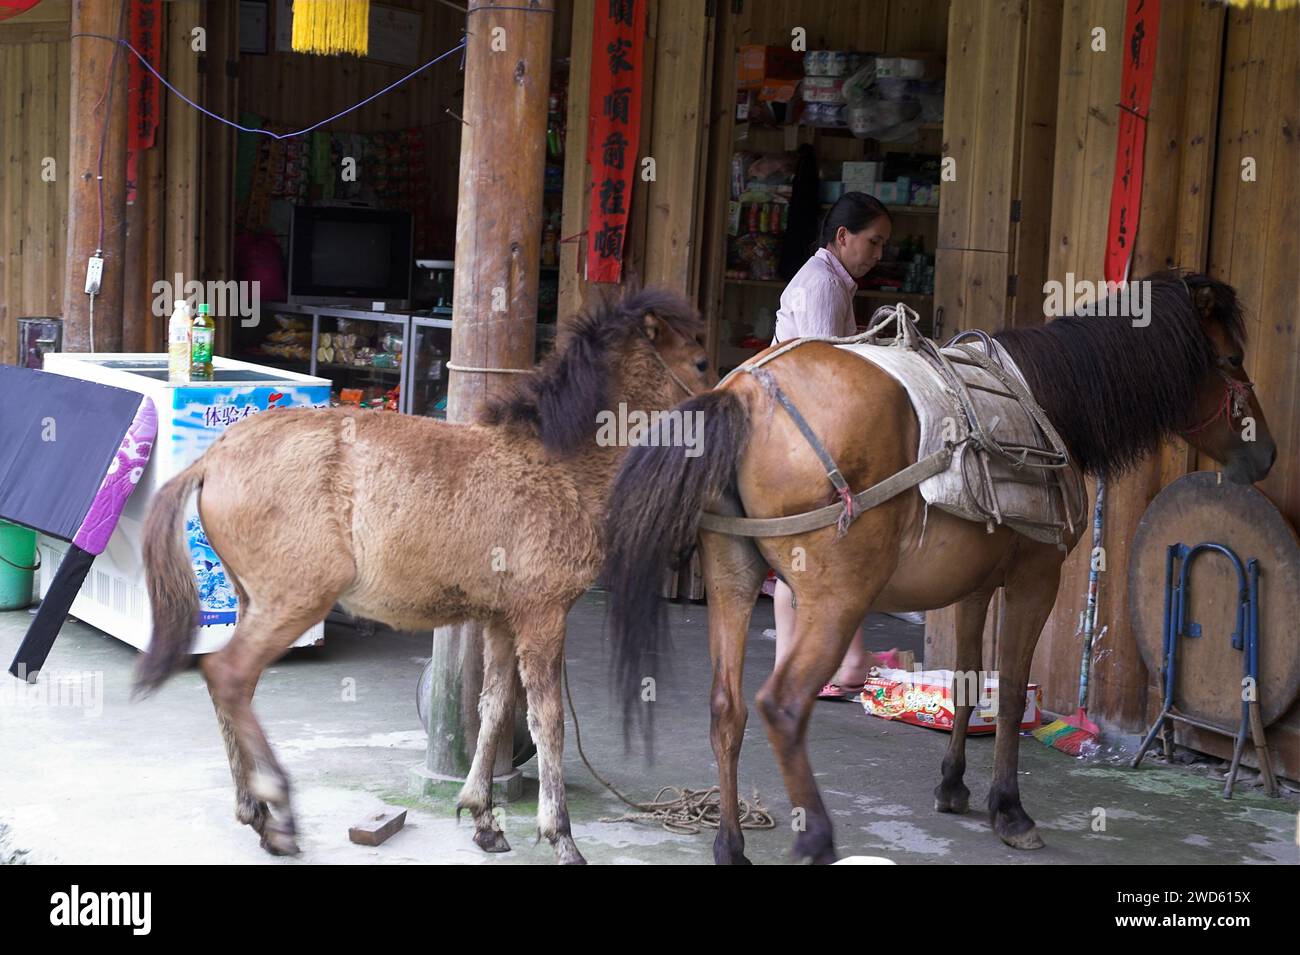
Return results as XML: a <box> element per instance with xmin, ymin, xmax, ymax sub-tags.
<box><xmin>288</xmin><ymin>205</ymin><xmax>413</xmax><ymax>308</ymax></box>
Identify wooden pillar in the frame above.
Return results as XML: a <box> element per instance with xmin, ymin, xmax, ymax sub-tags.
<box><xmin>422</xmin><ymin>0</ymin><xmax>555</xmax><ymax>790</ymax></box>
<box><xmin>62</xmin><ymin>0</ymin><xmax>129</xmax><ymax>353</ymax></box>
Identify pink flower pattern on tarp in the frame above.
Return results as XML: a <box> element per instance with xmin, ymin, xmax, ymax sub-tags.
<box><xmin>73</xmin><ymin>397</ymin><xmax>158</xmax><ymax>556</ymax></box>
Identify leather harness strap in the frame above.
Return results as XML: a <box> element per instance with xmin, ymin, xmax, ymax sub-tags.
<box><xmin>698</xmin><ymin>446</ymin><xmax>953</xmax><ymax>538</ymax></box>
<box><xmin>749</xmin><ymin>367</ymin><xmax>854</xmax><ymax>529</ymax></box>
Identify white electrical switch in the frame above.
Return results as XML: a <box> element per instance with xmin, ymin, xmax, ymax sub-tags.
<box><xmin>84</xmin><ymin>256</ymin><xmax>104</xmax><ymax>295</ymax></box>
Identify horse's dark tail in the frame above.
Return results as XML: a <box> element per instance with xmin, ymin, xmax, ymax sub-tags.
<box><xmin>603</xmin><ymin>387</ymin><xmax>752</xmax><ymax>751</ymax></box>
<box><xmin>135</xmin><ymin>460</ymin><xmax>205</xmax><ymax>696</ymax></box>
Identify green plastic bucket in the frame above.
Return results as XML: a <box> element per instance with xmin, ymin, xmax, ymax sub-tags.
<box><xmin>0</xmin><ymin>520</ymin><xmax>39</xmax><ymax>611</ymax></box>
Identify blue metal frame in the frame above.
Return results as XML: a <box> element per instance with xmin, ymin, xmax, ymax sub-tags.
<box><xmin>1133</xmin><ymin>540</ymin><xmax>1276</xmax><ymax>798</ymax></box>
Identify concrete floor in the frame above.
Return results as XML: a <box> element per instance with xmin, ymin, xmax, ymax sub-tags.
<box><xmin>1</xmin><ymin>591</ymin><xmax>1295</xmax><ymax>865</ymax></box>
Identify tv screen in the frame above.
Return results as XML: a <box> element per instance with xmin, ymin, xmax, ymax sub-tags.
<box><xmin>289</xmin><ymin>206</ymin><xmax>413</xmax><ymax>305</ymax></box>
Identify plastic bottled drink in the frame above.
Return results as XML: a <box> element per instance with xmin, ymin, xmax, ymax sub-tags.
<box><xmin>168</xmin><ymin>300</ymin><xmax>192</xmax><ymax>384</ymax></box>
<box><xmin>190</xmin><ymin>303</ymin><xmax>214</xmax><ymax>379</ymax></box>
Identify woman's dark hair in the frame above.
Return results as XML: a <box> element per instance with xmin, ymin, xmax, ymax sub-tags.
<box><xmin>819</xmin><ymin>192</ymin><xmax>890</xmax><ymax>247</ymax></box>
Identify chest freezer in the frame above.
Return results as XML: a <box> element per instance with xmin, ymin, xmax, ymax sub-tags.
<box><xmin>38</xmin><ymin>354</ymin><xmax>332</xmax><ymax>654</ymax></box>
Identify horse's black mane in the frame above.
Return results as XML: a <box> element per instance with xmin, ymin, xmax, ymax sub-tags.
<box><xmin>994</xmin><ymin>271</ymin><xmax>1246</xmax><ymax>478</ymax></box>
<box><xmin>478</xmin><ymin>287</ymin><xmax>702</xmax><ymax>456</ymax></box>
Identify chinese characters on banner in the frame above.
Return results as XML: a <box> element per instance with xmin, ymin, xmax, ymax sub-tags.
<box><xmin>1104</xmin><ymin>0</ymin><xmax>1161</xmax><ymax>285</ymax></box>
<box><xmin>126</xmin><ymin>0</ymin><xmax>162</xmax><ymax>204</ymax></box>
<box><xmin>129</xmin><ymin>0</ymin><xmax>161</xmax><ymax>150</ymax></box>
<box><xmin>585</xmin><ymin>0</ymin><xmax>644</xmax><ymax>283</ymax></box>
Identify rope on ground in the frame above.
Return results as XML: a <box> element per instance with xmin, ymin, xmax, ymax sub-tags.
<box><xmin>561</xmin><ymin>655</ymin><xmax>776</xmax><ymax>835</ymax></box>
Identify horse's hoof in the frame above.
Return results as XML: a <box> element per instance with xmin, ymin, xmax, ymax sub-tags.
<box><xmin>933</xmin><ymin>787</ymin><xmax>970</xmax><ymax>814</ymax></box>
<box><xmin>997</xmin><ymin>824</ymin><xmax>1045</xmax><ymax>850</ymax></box>
<box><xmin>260</xmin><ymin>830</ymin><xmax>301</xmax><ymax>856</ymax></box>
<box><xmin>474</xmin><ymin>828</ymin><xmax>512</xmax><ymax>853</ymax></box>
<box><xmin>713</xmin><ymin>850</ymin><xmax>753</xmax><ymax>865</ymax></box>
<box><xmin>554</xmin><ymin>835</ymin><xmax>587</xmax><ymax>865</ymax></box>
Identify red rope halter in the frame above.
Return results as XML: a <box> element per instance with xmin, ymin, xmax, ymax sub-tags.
<box><xmin>1180</xmin><ymin>373</ymin><xmax>1254</xmax><ymax>436</ymax></box>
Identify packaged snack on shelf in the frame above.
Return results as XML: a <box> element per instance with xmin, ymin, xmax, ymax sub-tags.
<box><xmin>802</xmin><ymin>76</ymin><xmax>847</xmax><ymax>103</ymax></box>
<box><xmin>805</xmin><ymin>50</ymin><xmax>850</xmax><ymax>77</ymax></box>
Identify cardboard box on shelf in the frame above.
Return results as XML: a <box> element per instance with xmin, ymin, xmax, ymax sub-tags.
<box><xmin>842</xmin><ymin>160</ymin><xmax>882</xmax><ymax>184</ymax></box>
<box><xmin>737</xmin><ymin>44</ymin><xmax>804</xmax><ymax>89</ymax></box>
<box><xmin>859</xmin><ymin>668</ymin><xmax>1042</xmax><ymax>734</ymax></box>
<box><xmin>758</xmin><ymin>77</ymin><xmax>800</xmax><ymax>104</ymax></box>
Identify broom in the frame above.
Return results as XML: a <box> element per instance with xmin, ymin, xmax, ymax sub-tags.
<box><xmin>1034</xmin><ymin>479</ymin><xmax>1105</xmax><ymax>756</ymax></box>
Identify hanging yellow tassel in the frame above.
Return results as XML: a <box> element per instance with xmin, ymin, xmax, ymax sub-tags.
<box><xmin>1222</xmin><ymin>0</ymin><xmax>1298</xmax><ymax>9</ymax></box>
<box><xmin>291</xmin><ymin>0</ymin><xmax>371</xmax><ymax>57</ymax></box>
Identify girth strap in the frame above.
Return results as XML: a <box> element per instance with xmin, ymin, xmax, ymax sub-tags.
<box><xmin>699</xmin><ymin>446</ymin><xmax>953</xmax><ymax>538</ymax></box>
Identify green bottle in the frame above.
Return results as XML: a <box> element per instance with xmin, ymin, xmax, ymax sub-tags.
<box><xmin>190</xmin><ymin>303</ymin><xmax>214</xmax><ymax>379</ymax></box>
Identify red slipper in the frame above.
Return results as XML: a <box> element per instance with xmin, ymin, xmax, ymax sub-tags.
<box><xmin>817</xmin><ymin>682</ymin><xmax>866</xmax><ymax>701</ymax></box>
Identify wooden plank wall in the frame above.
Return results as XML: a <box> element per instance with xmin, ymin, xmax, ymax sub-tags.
<box><xmin>926</xmin><ymin>0</ymin><xmax>1054</xmax><ymax>672</ymax></box>
<box><xmin>1190</xmin><ymin>3</ymin><xmax>1300</xmax><ymax>778</ymax></box>
<box><xmin>1009</xmin><ymin>0</ymin><xmax>1063</xmax><ymax>330</ymax></box>
<box><xmin>0</xmin><ymin>0</ymin><xmax>73</xmax><ymax>365</ymax></box>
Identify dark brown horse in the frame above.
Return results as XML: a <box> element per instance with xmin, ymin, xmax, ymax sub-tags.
<box><xmin>603</xmin><ymin>272</ymin><xmax>1276</xmax><ymax>864</ymax></box>
<box><xmin>135</xmin><ymin>288</ymin><xmax>712</xmax><ymax>864</ymax></box>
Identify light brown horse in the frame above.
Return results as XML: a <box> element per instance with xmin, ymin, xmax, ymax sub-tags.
<box><xmin>135</xmin><ymin>288</ymin><xmax>712</xmax><ymax>864</ymax></box>
<box><xmin>603</xmin><ymin>272</ymin><xmax>1276</xmax><ymax>864</ymax></box>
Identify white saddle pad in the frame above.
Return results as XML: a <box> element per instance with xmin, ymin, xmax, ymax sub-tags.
<box><xmin>836</xmin><ymin>337</ymin><xmax>1085</xmax><ymax>545</ymax></box>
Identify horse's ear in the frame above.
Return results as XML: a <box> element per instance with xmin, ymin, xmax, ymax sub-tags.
<box><xmin>642</xmin><ymin>312</ymin><xmax>660</xmax><ymax>342</ymax></box>
<box><xmin>1194</xmin><ymin>284</ymin><xmax>1216</xmax><ymax>320</ymax></box>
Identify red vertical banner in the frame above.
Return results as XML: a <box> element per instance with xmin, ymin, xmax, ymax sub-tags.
<box><xmin>585</xmin><ymin>0</ymin><xmax>644</xmax><ymax>284</ymax></box>
<box><xmin>1104</xmin><ymin>0</ymin><xmax>1161</xmax><ymax>285</ymax></box>
<box><xmin>128</xmin><ymin>0</ymin><xmax>161</xmax><ymax>152</ymax></box>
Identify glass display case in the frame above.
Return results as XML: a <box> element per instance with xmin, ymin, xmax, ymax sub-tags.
<box><xmin>239</xmin><ymin>303</ymin><xmax>408</xmax><ymax>411</ymax></box>
<box><xmin>407</xmin><ymin>315</ymin><xmax>453</xmax><ymax>418</ymax></box>
<box><xmin>406</xmin><ymin>317</ymin><xmax>557</xmax><ymax>419</ymax></box>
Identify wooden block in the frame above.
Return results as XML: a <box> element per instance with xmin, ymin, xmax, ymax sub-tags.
<box><xmin>348</xmin><ymin>807</ymin><xmax>407</xmax><ymax>847</ymax></box>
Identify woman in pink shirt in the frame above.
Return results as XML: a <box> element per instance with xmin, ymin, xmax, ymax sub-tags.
<box><xmin>770</xmin><ymin>192</ymin><xmax>895</xmax><ymax>699</ymax></box>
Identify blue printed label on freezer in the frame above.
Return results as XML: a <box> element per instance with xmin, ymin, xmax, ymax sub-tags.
<box><xmin>188</xmin><ymin>515</ymin><xmax>239</xmax><ymax>626</ymax></box>
<box><xmin>173</xmin><ymin>383</ymin><xmax>331</xmax><ymax>623</ymax></box>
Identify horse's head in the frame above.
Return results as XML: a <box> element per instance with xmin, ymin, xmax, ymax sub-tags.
<box><xmin>1178</xmin><ymin>279</ymin><xmax>1276</xmax><ymax>485</ymax></box>
<box><xmin>628</xmin><ymin>289</ymin><xmax>715</xmax><ymax>405</ymax></box>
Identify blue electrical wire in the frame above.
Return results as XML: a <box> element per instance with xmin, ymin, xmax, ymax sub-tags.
<box><xmin>71</xmin><ymin>32</ymin><xmax>468</xmax><ymax>141</ymax></box>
